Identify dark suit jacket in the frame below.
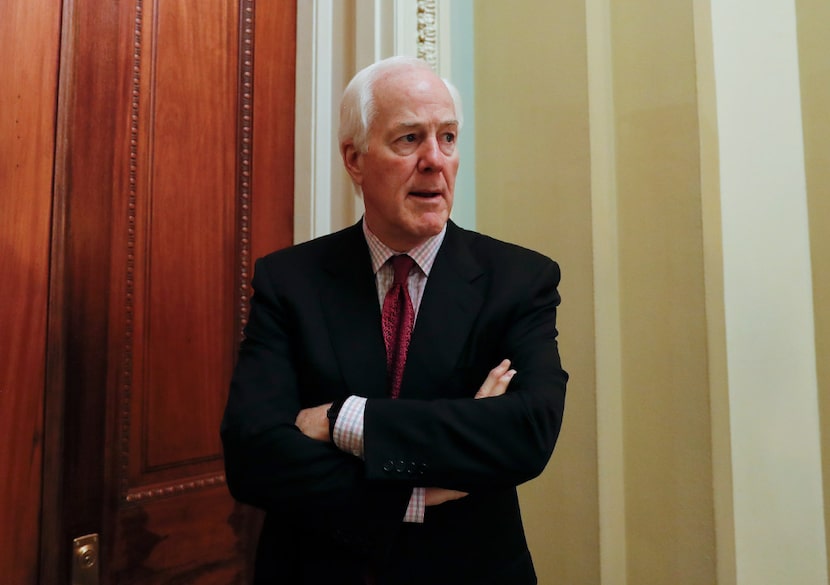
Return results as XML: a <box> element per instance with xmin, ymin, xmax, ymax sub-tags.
<box><xmin>221</xmin><ymin>220</ymin><xmax>568</xmax><ymax>585</ymax></box>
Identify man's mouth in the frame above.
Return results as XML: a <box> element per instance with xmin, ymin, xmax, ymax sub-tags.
<box><xmin>409</xmin><ymin>191</ymin><xmax>442</xmax><ymax>198</ymax></box>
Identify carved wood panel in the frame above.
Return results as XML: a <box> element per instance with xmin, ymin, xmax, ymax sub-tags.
<box><xmin>46</xmin><ymin>0</ymin><xmax>296</xmax><ymax>582</ymax></box>
<box><xmin>117</xmin><ymin>0</ymin><xmax>239</xmax><ymax>500</ymax></box>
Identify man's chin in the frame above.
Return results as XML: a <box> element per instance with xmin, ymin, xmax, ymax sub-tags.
<box><xmin>415</xmin><ymin>215</ymin><xmax>449</xmax><ymax>236</ymax></box>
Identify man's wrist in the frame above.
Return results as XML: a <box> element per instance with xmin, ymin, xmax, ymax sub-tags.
<box><xmin>331</xmin><ymin>396</ymin><xmax>367</xmax><ymax>457</ymax></box>
<box><xmin>327</xmin><ymin>398</ymin><xmax>346</xmax><ymax>441</ymax></box>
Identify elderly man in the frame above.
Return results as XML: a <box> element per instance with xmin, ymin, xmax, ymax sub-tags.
<box><xmin>221</xmin><ymin>56</ymin><xmax>568</xmax><ymax>585</ymax></box>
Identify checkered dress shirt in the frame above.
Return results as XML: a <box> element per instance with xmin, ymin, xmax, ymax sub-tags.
<box><xmin>331</xmin><ymin>220</ymin><xmax>446</xmax><ymax>523</ymax></box>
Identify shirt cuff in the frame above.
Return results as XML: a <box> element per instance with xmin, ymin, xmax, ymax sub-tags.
<box><xmin>331</xmin><ymin>395</ymin><xmax>366</xmax><ymax>458</ymax></box>
<box><xmin>403</xmin><ymin>487</ymin><xmax>426</xmax><ymax>523</ymax></box>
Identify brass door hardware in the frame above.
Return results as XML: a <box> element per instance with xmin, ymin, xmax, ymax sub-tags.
<box><xmin>72</xmin><ymin>533</ymin><xmax>99</xmax><ymax>585</ymax></box>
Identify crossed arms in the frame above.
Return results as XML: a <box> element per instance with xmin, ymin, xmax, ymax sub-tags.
<box><xmin>220</xmin><ymin>244</ymin><xmax>567</xmax><ymax>556</ymax></box>
<box><xmin>294</xmin><ymin>358</ymin><xmax>518</xmax><ymax>508</ymax></box>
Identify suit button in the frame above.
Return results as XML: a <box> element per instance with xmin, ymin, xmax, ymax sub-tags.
<box><xmin>333</xmin><ymin>529</ymin><xmax>348</xmax><ymax>543</ymax></box>
<box><xmin>395</xmin><ymin>460</ymin><xmax>406</xmax><ymax>473</ymax></box>
<box><xmin>419</xmin><ymin>463</ymin><xmax>428</xmax><ymax>475</ymax></box>
<box><xmin>383</xmin><ymin>460</ymin><xmax>394</xmax><ymax>472</ymax></box>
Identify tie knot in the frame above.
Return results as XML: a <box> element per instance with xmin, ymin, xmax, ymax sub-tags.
<box><xmin>391</xmin><ymin>254</ymin><xmax>415</xmax><ymax>285</ymax></box>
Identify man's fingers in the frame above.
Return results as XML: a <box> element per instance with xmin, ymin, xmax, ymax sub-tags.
<box><xmin>475</xmin><ymin>359</ymin><xmax>510</xmax><ymax>398</ymax></box>
<box><xmin>488</xmin><ymin>369</ymin><xmax>516</xmax><ymax>397</ymax></box>
<box><xmin>475</xmin><ymin>359</ymin><xmax>516</xmax><ymax>399</ymax></box>
<box><xmin>424</xmin><ymin>487</ymin><xmax>469</xmax><ymax>506</ymax></box>
<box><xmin>295</xmin><ymin>403</ymin><xmax>332</xmax><ymax>442</ymax></box>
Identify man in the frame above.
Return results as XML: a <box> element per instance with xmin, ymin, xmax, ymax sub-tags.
<box><xmin>221</xmin><ymin>56</ymin><xmax>568</xmax><ymax>584</ymax></box>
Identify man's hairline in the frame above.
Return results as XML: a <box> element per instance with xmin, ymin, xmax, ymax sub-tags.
<box><xmin>340</xmin><ymin>58</ymin><xmax>461</xmax><ymax>158</ymax></box>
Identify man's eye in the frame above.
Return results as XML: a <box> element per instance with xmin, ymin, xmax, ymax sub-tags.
<box><xmin>401</xmin><ymin>134</ymin><xmax>416</xmax><ymax>143</ymax></box>
<box><xmin>443</xmin><ymin>133</ymin><xmax>456</xmax><ymax>143</ymax></box>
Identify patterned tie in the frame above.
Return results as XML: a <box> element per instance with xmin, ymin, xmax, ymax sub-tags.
<box><xmin>381</xmin><ymin>254</ymin><xmax>416</xmax><ymax>399</ymax></box>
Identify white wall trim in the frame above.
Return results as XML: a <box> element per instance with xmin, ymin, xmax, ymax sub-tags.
<box><xmin>356</xmin><ymin>0</ymin><xmax>394</xmax><ymax>67</ymax></box>
<box><xmin>586</xmin><ymin>0</ymin><xmax>627</xmax><ymax>583</ymax></box>
<box><xmin>692</xmin><ymin>1</ymin><xmax>737</xmax><ymax>583</ymax></box>
<box><xmin>435</xmin><ymin>1</ymin><xmax>452</xmax><ymax>80</ymax></box>
<box><xmin>395</xmin><ymin>0</ymin><xmax>419</xmax><ymax>58</ymax></box>
<box><xmin>709</xmin><ymin>0</ymin><xmax>827</xmax><ymax>582</ymax></box>
<box><xmin>294</xmin><ymin>0</ymin><xmax>333</xmax><ymax>243</ymax></box>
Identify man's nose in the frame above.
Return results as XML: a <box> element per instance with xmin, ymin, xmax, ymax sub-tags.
<box><xmin>417</xmin><ymin>138</ymin><xmax>445</xmax><ymax>173</ymax></box>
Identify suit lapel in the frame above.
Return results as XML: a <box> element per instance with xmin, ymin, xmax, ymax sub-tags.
<box><xmin>319</xmin><ymin>222</ymin><xmax>389</xmax><ymax>399</ymax></box>
<box><xmin>401</xmin><ymin>222</ymin><xmax>485</xmax><ymax>399</ymax></box>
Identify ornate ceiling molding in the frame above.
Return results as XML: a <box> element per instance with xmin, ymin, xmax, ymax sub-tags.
<box><xmin>416</xmin><ymin>0</ymin><xmax>438</xmax><ymax>70</ymax></box>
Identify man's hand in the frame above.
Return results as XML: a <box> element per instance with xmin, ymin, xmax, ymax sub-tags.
<box><xmin>474</xmin><ymin>358</ymin><xmax>516</xmax><ymax>399</ymax></box>
<box><xmin>425</xmin><ymin>487</ymin><xmax>469</xmax><ymax>506</ymax></box>
<box><xmin>295</xmin><ymin>402</ymin><xmax>332</xmax><ymax>442</ymax></box>
<box><xmin>427</xmin><ymin>360</ymin><xmax>517</xmax><ymax>507</ymax></box>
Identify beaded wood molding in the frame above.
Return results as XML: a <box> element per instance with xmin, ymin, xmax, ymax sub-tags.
<box><xmin>117</xmin><ymin>0</ymin><xmax>258</xmax><ymax>503</ymax></box>
<box><xmin>126</xmin><ymin>474</ymin><xmax>227</xmax><ymax>503</ymax></box>
<box><xmin>237</xmin><ymin>0</ymin><xmax>255</xmax><ymax>340</ymax></box>
<box><xmin>119</xmin><ymin>0</ymin><xmax>143</xmax><ymax>502</ymax></box>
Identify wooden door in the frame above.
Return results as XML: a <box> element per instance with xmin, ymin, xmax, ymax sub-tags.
<box><xmin>0</xmin><ymin>1</ymin><xmax>62</xmax><ymax>583</ymax></box>
<box><xmin>38</xmin><ymin>1</ymin><xmax>297</xmax><ymax>583</ymax></box>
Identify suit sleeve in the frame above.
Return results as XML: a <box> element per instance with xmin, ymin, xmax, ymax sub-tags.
<box><xmin>220</xmin><ymin>258</ymin><xmax>410</xmax><ymax>559</ymax></box>
<box><xmin>362</xmin><ymin>258</ymin><xmax>568</xmax><ymax>491</ymax></box>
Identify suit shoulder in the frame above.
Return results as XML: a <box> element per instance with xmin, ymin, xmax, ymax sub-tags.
<box><xmin>256</xmin><ymin>225</ymin><xmax>358</xmax><ymax>272</ymax></box>
<box><xmin>455</xmin><ymin>225</ymin><xmax>559</xmax><ymax>272</ymax></box>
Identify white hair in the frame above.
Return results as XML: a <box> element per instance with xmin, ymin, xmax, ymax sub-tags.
<box><xmin>338</xmin><ymin>56</ymin><xmax>464</xmax><ymax>154</ymax></box>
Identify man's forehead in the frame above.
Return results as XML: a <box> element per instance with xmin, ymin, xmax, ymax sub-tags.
<box><xmin>369</xmin><ymin>67</ymin><xmax>457</xmax><ymax>129</ymax></box>
<box><xmin>390</xmin><ymin>118</ymin><xmax>459</xmax><ymax>130</ymax></box>
<box><xmin>377</xmin><ymin>64</ymin><xmax>436</xmax><ymax>85</ymax></box>
<box><xmin>375</xmin><ymin>67</ymin><xmax>449</xmax><ymax>101</ymax></box>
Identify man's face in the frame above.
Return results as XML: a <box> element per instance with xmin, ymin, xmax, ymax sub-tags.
<box><xmin>343</xmin><ymin>67</ymin><xmax>460</xmax><ymax>251</ymax></box>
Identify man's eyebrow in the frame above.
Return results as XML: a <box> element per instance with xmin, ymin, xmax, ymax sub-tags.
<box><xmin>393</xmin><ymin>122</ymin><xmax>421</xmax><ymax>131</ymax></box>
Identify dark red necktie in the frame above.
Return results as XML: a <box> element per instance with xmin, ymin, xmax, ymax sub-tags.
<box><xmin>381</xmin><ymin>254</ymin><xmax>415</xmax><ymax>399</ymax></box>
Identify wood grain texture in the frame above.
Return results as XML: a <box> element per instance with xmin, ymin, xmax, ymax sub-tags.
<box><xmin>0</xmin><ymin>0</ymin><xmax>61</xmax><ymax>582</ymax></box>
<box><xmin>34</xmin><ymin>0</ymin><xmax>295</xmax><ymax>582</ymax></box>
<box><xmin>251</xmin><ymin>1</ymin><xmax>296</xmax><ymax>263</ymax></box>
<box><xmin>137</xmin><ymin>0</ymin><xmax>238</xmax><ymax>475</ymax></box>
<box><xmin>108</xmin><ymin>0</ymin><xmax>294</xmax><ymax>580</ymax></box>
<box><xmin>112</xmin><ymin>486</ymin><xmax>248</xmax><ymax>584</ymax></box>
<box><xmin>39</xmin><ymin>0</ymin><xmax>125</xmax><ymax>581</ymax></box>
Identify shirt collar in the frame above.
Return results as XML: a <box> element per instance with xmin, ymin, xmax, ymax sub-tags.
<box><xmin>362</xmin><ymin>219</ymin><xmax>447</xmax><ymax>277</ymax></box>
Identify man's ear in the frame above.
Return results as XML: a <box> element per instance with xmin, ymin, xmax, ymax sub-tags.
<box><xmin>341</xmin><ymin>141</ymin><xmax>363</xmax><ymax>186</ymax></box>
